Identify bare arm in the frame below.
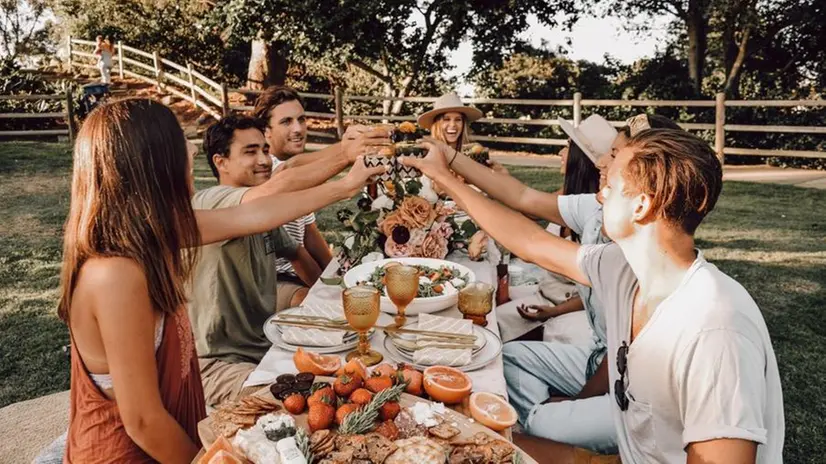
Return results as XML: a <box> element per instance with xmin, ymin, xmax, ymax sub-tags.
<box><xmin>303</xmin><ymin>222</ymin><xmax>333</xmax><ymax>269</ymax></box>
<box><xmin>88</xmin><ymin>258</ymin><xmax>199</xmax><ymax>463</ymax></box>
<box><xmin>196</xmin><ymin>158</ymin><xmax>385</xmax><ymax>245</ymax></box>
<box><xmin>575</xmin><ymin>356</ymin><xmax>609</xmax><ymax>399</ymax></box>
<box><xmin>243</xmin><ymin>155</ymin><xmax>349</xmax><ymax>202</ymax></box>
<box><xmin>289</xmin><ymin>247</ymin><xmax>323</xmax><ymax>287</ymax></box>
<box><xmin>400</xmin><ymin>144</ymin><xmax>589</xmax><ymax>286</ymax></box>
<box><xmin>686</xmin><ymin>439</ymin><xmax>757</xmax><ymax>464</ymax></box>
<box><xmin>517</xmin><ymin>297</ymin><xmax>584</xmax><ymax>322</ymax></box>
<box><xmin>445</xmin><ymin>141</ymin><xmax>566</xmax><ymax>225</ymax></box>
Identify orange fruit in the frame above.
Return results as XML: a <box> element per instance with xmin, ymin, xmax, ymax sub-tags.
<box><xmin>335</xmin><ymin>357</ymin><xmax>368</xmax><ymax>380</ymax></box>
<box><xmin>422</xmin><ymin>366</ymin><xmax>472</xmax><ymax>404</ymax></box>
<box><xmin>468</xmin><ymin>392</ymin><xmax>518</xmax><ymax>431</ymax></box>
<box><xmin>293</xmin><ymin>348</ymin><xmax>341</xmax><ymax>376</ymax></box>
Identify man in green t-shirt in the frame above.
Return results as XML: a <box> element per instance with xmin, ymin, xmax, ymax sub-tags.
<box><xmin>191</xmin><ymin>115</ymin><xmax>389</xmax><ymax>406</ymax></box>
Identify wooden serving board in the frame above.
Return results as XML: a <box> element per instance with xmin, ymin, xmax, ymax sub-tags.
<box><xmin>197</xmin><ymin>380</ymin><xmax>536</xmax><ymax>464</ymax></box>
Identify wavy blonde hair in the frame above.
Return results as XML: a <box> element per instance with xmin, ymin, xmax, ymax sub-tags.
<box><xmin>430</xmin><ymin>113</ymin><xmax>470</xmax><ymax>152</ymax></box>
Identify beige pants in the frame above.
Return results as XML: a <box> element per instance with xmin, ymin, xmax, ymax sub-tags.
<box><xmin>198</xmin><ymin>358</ymin><xmax>257</xmax><ymax>407</ymax></box>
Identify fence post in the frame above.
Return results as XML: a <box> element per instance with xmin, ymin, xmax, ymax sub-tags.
<box><xmin>573</xmin><ymin>92</ymin><xmax>582</xmax><ymax>126</ymax></box>
<box><xmin>152</xmin><ymin>51</ymin><xmax>164</xmax><ymax>91</ymax></box>
<box><xmin>186</xmin><ymin>62</ymin><xmax>197</xmax><ymax>104</ymax></box>
<box><xmin>715</xmin><ymin>92</ymin><xmax>726</xmax><ymax>164</ymax></box>
<box><xmin>334</xmin><ymin>87</ymin><xmax>345</xmax><ymax>139</ymax></box>
<box><xmin>117</xmin><ymin>41</ymin><xmax>124</xmax><ymax>79</ymax></box>
<box><xmin>67</xmin><ymin>36</ymin><xmax>73</xmax><ymax>74</ymax></box>
<box><xmin>221</xmin><ymin>83</ymin><xmax>229</xmax><ymax>117</ymax></box>
<box><xmin>65</xmin><ymin>85</ymin><xmax>75</xmax><ymax>145</ymax></box>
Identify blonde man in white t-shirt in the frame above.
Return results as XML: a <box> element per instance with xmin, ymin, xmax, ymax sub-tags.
<box><xmin>402</xmin><ymin>130</ymin><xmax>784</xmax><ymax>463</ymax></box>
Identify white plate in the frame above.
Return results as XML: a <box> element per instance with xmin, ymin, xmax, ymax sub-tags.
<box><xmin>343</xmin><ymin>257</ymin><xmax>476</xmax><ymax>315</ymax></box>
<box><xmin>382</xmin><ymin>324</ymin><xmax>502</xmax><ymax>372</ymax></box>
<box><xmin>263</xmin><ymin>313</ymin><xmax>375</xmax><ymax>354</ymax></box>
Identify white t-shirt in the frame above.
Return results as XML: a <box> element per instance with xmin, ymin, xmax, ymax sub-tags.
<box><xmin>271</xmin><ymin>155</ymin><xmax>315</xmax><ymax>275</ymax></box>
<box><xmin>578</xmin><ymin>243</ymin><xmax>784</xmax><ymax>463</ymax></box>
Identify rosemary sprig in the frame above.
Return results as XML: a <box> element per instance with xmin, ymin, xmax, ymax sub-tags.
<box><xmin>512</xmin><ymin>450</ymin><xmax>524</xmax><ymax>464</ymax></box>
<box><xmin>338</xmin><ymin>383</ymin><xmax>406</xmax><ymax>435</ymax></box>
<box><xmin>294</xmin><ymin>427</ymin><xmax>313</xmax><ymax>464</ymax></box>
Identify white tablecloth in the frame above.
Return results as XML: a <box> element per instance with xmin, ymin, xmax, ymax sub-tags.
<box><xmin>245</xmin><ymin>252</ymin><xmax>509</xmax><ymax>398</ymax></box>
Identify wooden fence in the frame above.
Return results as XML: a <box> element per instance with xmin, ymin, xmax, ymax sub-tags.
<box><xmin>0</xmin><ymin>91</ymin><xmax>74</xmax><ymax>142</ymax></box>
<box><xmin>68</xmin><ymin>37</ymin><xmax>223</xmax><ymax>120</ymax></box>
<box><xmin>65</xmin><ymin>37</ymin><xmax>824</xmax><ymax>162</ymax></box>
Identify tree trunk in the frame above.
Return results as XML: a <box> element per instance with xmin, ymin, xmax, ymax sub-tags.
<box><xmin>247</xmin><ymin>36</ymin><xmax>288</xmax><ymax>90</ymax></box>
<box><xmin>685</xmin><ymin>0</ymin><xmax>708</xmax><ymax>95</ymax></box>
<box><xmin>391</xmin><ymin>76</ymin><xmax>414</xmax><ymax>115</ymax></box>
<box><xmin>724</xmin><ymin>27</ymin><xmax>751</xmax><ymax>98</ymax></box>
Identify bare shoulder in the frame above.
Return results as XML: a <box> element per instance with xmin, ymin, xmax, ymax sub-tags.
<box><xmin>77</xmin><ymin>257</ymin><xmax>149</xmax><ymax>300</ymax></box>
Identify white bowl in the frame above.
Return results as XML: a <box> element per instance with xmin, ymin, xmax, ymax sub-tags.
<box><xmin>343</xmin><ymin>257</ymin><xmax>476</xmax><ymax>315</ymax></box>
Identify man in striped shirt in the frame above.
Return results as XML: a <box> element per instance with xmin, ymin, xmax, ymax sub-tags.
<box><xmin>254</xmin><ymin>86</ymin><xmax>335</xmax><ymax>310</ymax></box>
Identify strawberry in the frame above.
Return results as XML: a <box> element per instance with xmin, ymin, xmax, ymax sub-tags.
<box><xmin>334</xmin><ymin>374</ymin><xmax>362</xmax><ymax>398</ymax></box>
<box><xmin>335</xmin><ymin>403</ymin><xmax>361</xmax><ymax>425</ymax></box>
<box><xmin>365</xmin><ymin>374</ymin><xmax>393</xmax><ymax>393</ymax></box>
<box><xmin>350</xmin><ymin>388</ymin><xmax>373</xmax><ymax>406</ymax></box>
<box><xmin>308</xmin><ymin>401</ymin><xmax>335</xmax><ymax>432</ymax></box>
<box><xmin>307</xmin><ymin>386</ymin><xmax>335</xmax><ymax>408</ymax></box>
<box><xmin>398</xmin><ymin>366</ymin><xmax>424</xmax><ymax>396</ymax></box>
<box><xmin>372</xmin><ymin>363</ymin><xmax>397</xmax><ymax>379</ymax></box>
<box><xmin>379</xmin><ymin>401</ymin><xmax>401</xmax><ymax>421</ymax></box>
<box><xmin>283</xmin><ymin>392</ymin><xmax>306</xmax><ymax>415</ymax></box>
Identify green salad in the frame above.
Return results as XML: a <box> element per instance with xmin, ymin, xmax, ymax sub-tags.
<box><xmin>358</xmin><ymin>263</ymin><xmax>470</xmax><ymax>298</ymax></box>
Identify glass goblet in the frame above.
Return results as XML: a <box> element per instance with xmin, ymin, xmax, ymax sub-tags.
<box><xmin>458</xmin><ymin>282</ymin><xmax>494</xmax><ymax>326</ymax></box>
<box><xmin>385</xmin><ymin>265</ymin><xmax>420</xmax><ymax>328</ymax></box>
<box><xmin>342</xmin><ymin>286</ymin><xmax>383</xmax><ymax>366</ymax></box>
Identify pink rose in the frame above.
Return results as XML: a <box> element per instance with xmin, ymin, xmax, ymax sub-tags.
<box><xmin>385</xmin><ymin>229</ymin><xmax>426</xmax><ymax>257</ymax></box>
<box><xmin>430</xmin><ymin>221</ymin><xmax>454</xmax><ymax>240</ymax></box>
<box><xmin>420</xmin><ymin>232</ymin><xmax>448</xmax><ymax>259</ymax></box>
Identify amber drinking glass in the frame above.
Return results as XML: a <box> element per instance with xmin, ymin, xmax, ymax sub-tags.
<box><xmin>458</xmin><ymin>282</ymin><xmax>494</xmax><ymax>326</ymax></box>
<box><xmin>342</xmin><ymin>286</ymin><xmax>382</xmax><ymax>366</ymax></box>
<box><xmin>385</xmin><ymin>265</ymin><xmax>419</xmax><ymax>328</ymax></box>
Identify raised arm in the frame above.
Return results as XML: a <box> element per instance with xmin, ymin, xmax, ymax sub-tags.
<box><xmin>442</xmin><ymin>140</ymin><xmax>566</xmax><ymax>225</ymax></box>
<box><xmin>243</xmin><ymin>127</ymin><xmax>391</xmax><ymax>202</ymax></box>
<box><xmin>196</xmin><ymin>158</ymin><xmax>385</xmax><ymax>245</ymax></box>
<box><xmin>400</xmin><ymin>143</ymin><xmax>589</xmax><ymax>286</ymax></box>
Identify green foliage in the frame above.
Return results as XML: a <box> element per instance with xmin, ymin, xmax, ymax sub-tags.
<box><xmin>0</xmin><ymin>58</ymin><xmax>70</xmax><ymax>132</ymax></box>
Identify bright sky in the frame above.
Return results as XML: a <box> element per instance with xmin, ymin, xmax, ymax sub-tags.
<box><xmin>447</xmin><ymin>13</ymin><xmax>673</xmax><ymax>96</ymax></box>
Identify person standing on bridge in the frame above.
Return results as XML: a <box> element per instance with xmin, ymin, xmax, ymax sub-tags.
<box><xmin>93</xmin><ymin>36</ymin><xmax>113</xmax><ymax>84</ymax></box>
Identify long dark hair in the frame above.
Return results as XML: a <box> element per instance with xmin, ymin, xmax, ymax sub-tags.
<box><xmin>561</xmin><ymin>141</ymin><xmax>600</xmax><ymax>243</ymax></box>
<box><xmin>58</xmin><ymin>98</ymin><xmax>201</xmax><ymax>320</ymax></box>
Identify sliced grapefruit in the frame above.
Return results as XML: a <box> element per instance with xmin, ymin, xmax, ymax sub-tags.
<box><xmin>468</xmin><ymin>392</ymin><xmax>518</xmax><ymax>431</ymax></box>
<box><xmin>293</xmin><ymin>348</ymin><xmax>341</xmax><ymax>376</ymax></box>
<box><xmin>423</xmin><ymin>366</ymin><xmax>472</xmax><ymax>404</ymax></box>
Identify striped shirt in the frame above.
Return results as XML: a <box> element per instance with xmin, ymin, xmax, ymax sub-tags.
<box><xmin>272</xmin><ymin>155</ymin><xmax>315</xmax><ymax>274</ymax></box>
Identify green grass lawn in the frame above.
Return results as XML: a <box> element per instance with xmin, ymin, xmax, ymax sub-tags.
<box><xmin>1</xmin><ymin>141</ymin><xmax>825</xmax><ymax>461</ymax></box>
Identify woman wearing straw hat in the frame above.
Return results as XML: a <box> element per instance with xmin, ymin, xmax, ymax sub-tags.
<box><xmin>418</xmin><ymin>91</ymin><xmax>483</xmax><ymax>153</ymax></box>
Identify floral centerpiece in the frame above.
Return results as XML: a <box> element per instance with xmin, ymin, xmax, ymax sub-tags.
<box><xmin>333</xmin><ymin>122</ymin><xmax>493</xmax><ymax>275</ymax></box>
<box><xmin>334</xmin><ymin>175</ymin><xmax>486</xmax><ymax>275</ymax></box>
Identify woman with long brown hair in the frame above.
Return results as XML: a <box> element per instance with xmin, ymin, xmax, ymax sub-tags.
<box><xmin>58</xmin><ymin>98</ymin><xmax>382</xmax><ymax>463</ymax></box>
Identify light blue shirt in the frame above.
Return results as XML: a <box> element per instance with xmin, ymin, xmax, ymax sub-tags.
<box><xmin>558</xmin><ymin>193</ymin><xmax>611</xmax><ymax>376</ymax></box>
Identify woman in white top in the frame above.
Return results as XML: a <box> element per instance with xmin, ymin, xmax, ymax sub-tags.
<box><xmin>94</xmin><ymin>36</ymin><xmax>113</xmax><ymax>84</ymax></box>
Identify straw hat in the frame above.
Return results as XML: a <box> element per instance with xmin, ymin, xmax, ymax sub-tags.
<box><xmin>558</xmin><ymin>115</ymin><xmax>617</xmax><ymax>164</ymax></box>
<box><xmin>417</xmin><ymin>92</ymin><xmax>483</xmax><ymax>130</ymax></box>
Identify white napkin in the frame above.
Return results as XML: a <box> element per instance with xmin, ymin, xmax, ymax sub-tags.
<box><xmin>413</xmin><ymin>314</ymin><xmax>473</xmax><ymax>367</ymax></box>
<box><xmin>279</xmin><ymin>299</ymin><xmax>348</xmax><ymax>347</ymax></box>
